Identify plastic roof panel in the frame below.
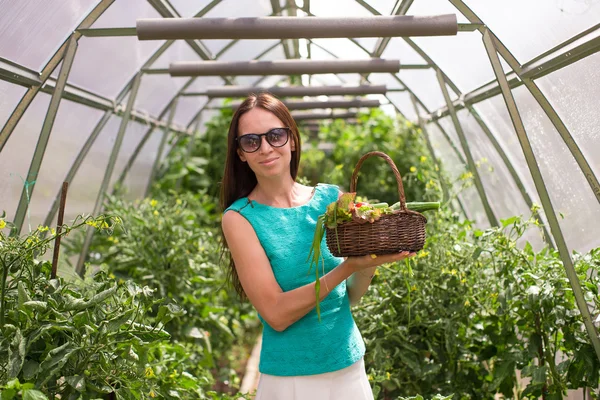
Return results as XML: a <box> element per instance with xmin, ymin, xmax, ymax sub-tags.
<box><xmin>218</xmin><ymin>39</ymin><xmax>281</xmax><ymax>61</ymax></box>
<box><xmin>25</xmin><ymin>101</ymin><xmax>105</xmax><ymax>230</ymax></box>
<box><xmin>66</xmin><ymin>36</ymin><xmax>163</xmax><ymax>98</ymax></box>
<box><xmin>0</xmin><ymin>81</ymin><xmax>27</xmax><ymax>129</ymax></box>
<box><xmin>411</xmin><ymin>31</ymin><xmax>511</xmax><ymax>93</ymax></box>
<box><xmin>121</xmin><ymin>124</ymin><xmax>164</xmax><ymax>201</ymax></box>
<box><xmin>91</xmin><ymin>0</ymin><xmax>161</xmax><ymax>28</ymax></box>
<box><xmin>134</xmin><ymin>75</ymin><xmax>190</xmax><ymax>116</ymax></box>
<box><xmin>204</xmin><ymin>0</ymin><xmax>273</xmax><ymax>18</ymax></box>
<box><xmin>510</xmin><ymin>85</ymin><xmax>600</xmax><ymax>253</ymax></box>
<box><xmin>150</xmin><ymin>41</ymin><xmax>203</xmax><ymax>69</ymax></box>
<box><xmin>170</xmin><ymin>0</ymin><xmax>214</xmax><ymax>17</ymax></box>
<box><xmin>398</xmin><ymin>69</ymin><xmax>450</xmax><ymax>112</ymax></box>
<box><xmin>537</xmin><ymin>52</ymin><xmax>600</xmax><ymax>180</ymax></box>
<box><xmin>380</xmin><ymin>37</ymin><xmax>427</xmax><ymax>65</ymax></box>
<box><xmin>0</xmin><ymin>93</ymin><xmax>49</xmax><ymax>224</ymax></box>
<box><xmin>464</xmin><ymin>0</ymin><xmax>600</xmax><ymax>63</ymax></box>
<box><xmin>310</xmin><ymin>0</ymin><xmax>372</xmax><ymax>17</ymax></box>
<box><xmin>364</xmin><ymin>0</ymin><xmax>396</xmax><ymax>15</ymax></box>
<box><xmin>0</xmin><ymin>0</ymin><xmax>98</xmax><ymax>69</ymax></box>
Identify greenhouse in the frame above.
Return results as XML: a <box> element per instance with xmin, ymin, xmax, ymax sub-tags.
<box><xmin>0</xmin><ymin>0</ymin><xmax>599</xmax><ymax>399</ymax></box>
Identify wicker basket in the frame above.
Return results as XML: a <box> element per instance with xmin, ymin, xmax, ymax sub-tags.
<box><xmin>325</xmin><ymin>151</ymin><xmax>427</xmax><ymax>257</ymax></box>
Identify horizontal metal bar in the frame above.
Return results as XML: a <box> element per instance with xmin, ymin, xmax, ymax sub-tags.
<box><xmin>216</xmin><ymin>98</ymin><xmax>381</xmax><ymax>111</ymax></box>
<box><xmin>0</xmin><ymin>57</ymin><xmax>41</xmax><ymax>86</ymax></box>
<box><xmin>136</xmin><ymin>15</ymin><xmax>458</xmax><ymax>40</ymax></box>
<box><xmin>184</xmin><ymin>84</ymin><xmax>388</xmax><ymax>98</ymax></box>
<box><xmin>77</xmin><ymin>27</ymin><xmax>138</xmax><ymax>37</ymax></box>
<box><xmin>291</xmin><ymin>111</ymin><xmax>357</xmax><ymax>121</ymax></box>
<box><xmin>169</xmin><ymin>59</ymin><xmax>402</xmax><ymax>76</ymax></box>
<box><xmin>457</xmin><ymin>23</ymin><xmax>483</xmax><ymax>32</ymax></box>
<box><xmin>521</xmin><ymin>26</ymin><xmax>600</xmax><ymax>79</ymax></box>
<box><xmin>143</xmin><ymin>68</ymin><xmax>170</xmax><ymax>74</ymax></box>
<box><xmin>40</xmin><ymin>79</ymin><xmax>115</xmax><ymax>110</ymax></box>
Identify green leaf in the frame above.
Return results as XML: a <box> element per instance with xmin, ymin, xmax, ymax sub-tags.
<box><xmin>22</xmin><ymin>390</ymin><xmax>48</xmax><ymax>400</ymax></box>
<box><xmin>8</xmin><ymin>329</ymin><xmax>26</xmax><ymax>378</ymax></box>
<box><xmin>532</xmin><ymin>366</ymin><xmax>547</xmax><ymax>384</ymax></box>
<box><xmin>106</xmin><ymin>309</ymin><xmax>134</xmax><ymax>332</ymax></box>
<box><xmin>18</xmin><ymin>282</ymin><xmax>31</xmax><ymax>307</ymax></box>
<box><xmin>0</xmin><ymin>389</ymin><xmax>17</xmax><ymax>400</ymax></box>
<box><xmin>66</xmin><ymin>376</ymin><xmax>86</xmax><ymax>392</ymax></box>
<box><xmin>22</xmin><ymin>301</ymin><xmax>47</xmax><ymax>312</ymax></box>
<box><xmin>39</xmin><ymin>343</ymin><xmax>76</xmax><ymax>374</ymax></box>
<box><xmin>22</xmin><ymin>360</ymin><xmax>39</xmax><ymax>381</ymax></box>
<box><xmin>500</xmin><ymin>216</ymin><xmax>517</xmax><ymax>227</ymax></box>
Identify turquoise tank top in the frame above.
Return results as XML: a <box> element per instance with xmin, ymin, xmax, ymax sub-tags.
<box><xmin>224</xmin><ymin>183</ymin><xmax>365</xmax><ymax>376</ymax></box>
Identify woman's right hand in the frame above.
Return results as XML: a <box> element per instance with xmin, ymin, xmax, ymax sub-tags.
<box><xmin>346</xmin><ymin>251</ymin><xmax>416</xmax><ymax>273</ymax></box>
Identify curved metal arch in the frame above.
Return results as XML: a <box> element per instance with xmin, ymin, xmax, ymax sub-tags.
<box><xmin>0</xmin><ymin>0</ymin><xmax>116</xmax><ymax>152</ymax></box>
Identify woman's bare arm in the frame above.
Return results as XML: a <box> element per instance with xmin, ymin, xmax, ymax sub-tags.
<box><xmin>222</xmin><ymin>210</ymin><xmax>411</xmax><ymax>331</ymax></box>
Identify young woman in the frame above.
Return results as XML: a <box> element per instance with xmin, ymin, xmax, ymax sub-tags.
<box><xmin>220</xmin><ymin>92</ymin><xmax>415</xmax><ymax>399</ymax></box>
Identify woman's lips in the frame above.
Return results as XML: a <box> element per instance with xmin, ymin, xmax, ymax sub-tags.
<box><xmin>260</xmin><ymin>157</ymin><xmax>278</xmax><ymax>166</ymax></box>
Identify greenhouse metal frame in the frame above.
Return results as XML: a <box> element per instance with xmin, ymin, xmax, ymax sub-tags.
<box><xmin>1</xmin><ymin>0</ymin><xmax>599</xmax><ymax>395</ymax></box>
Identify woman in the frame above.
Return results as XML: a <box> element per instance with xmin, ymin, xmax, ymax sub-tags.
<box><xmin>220</xmin><ymin>92</ymin><xmax>415</xmax><ymax>399</ymax></box>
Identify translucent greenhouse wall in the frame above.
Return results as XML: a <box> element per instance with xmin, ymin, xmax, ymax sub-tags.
<box><xmin>1</xmin><ymin>0</ymin><xmax>600</xmax><ymax>362</ymax></box>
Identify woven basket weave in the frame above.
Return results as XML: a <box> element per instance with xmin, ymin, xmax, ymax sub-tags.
<box><xmin>325</xmin><ymin>151</ymin><xmax>427</xmax><ymax>257</ymax></box>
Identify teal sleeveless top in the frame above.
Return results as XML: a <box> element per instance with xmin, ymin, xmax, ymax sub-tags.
<box><xmin>224</xmin><ymin>183</ymin><xmax>365</xmax><ymax>376</ymax></box>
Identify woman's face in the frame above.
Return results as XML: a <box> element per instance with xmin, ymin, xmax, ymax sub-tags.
<box><xmin>237</xmin><ymin>107</ymin><xmax>295</xmax><ymax>179</ymax></box>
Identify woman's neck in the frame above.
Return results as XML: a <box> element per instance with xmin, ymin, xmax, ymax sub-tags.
<box><xmin>251</xmin><ymin>175</ymin><xmax>301</xmax><ymax>208</ymax></box>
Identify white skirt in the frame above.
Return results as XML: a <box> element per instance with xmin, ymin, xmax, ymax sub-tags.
<box><xmin>254</xmin><ymin>358</ymin><xmax>374</xmax><ymax>400</ymax></box>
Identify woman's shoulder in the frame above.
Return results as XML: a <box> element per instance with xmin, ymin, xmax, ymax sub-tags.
<box><xmin>223</xmin><ymin>197</ymin><xmax>252</xmax><ymax>215</ymax></box>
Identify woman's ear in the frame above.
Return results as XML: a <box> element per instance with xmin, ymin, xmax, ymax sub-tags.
<box><xmin>290</xmin><ymin>136</ymin><xmax>296</xmax><ymax>152</ymax></box>
<box><xmin>237</xmin><ymin>148</ymin><xmax>247</xmax><ymax>162</ymax></box>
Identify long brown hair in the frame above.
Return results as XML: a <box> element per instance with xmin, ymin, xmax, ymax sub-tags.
<box><xmin>219</xmin><ymin>92</ymin><xmax>302</xmax><ymax>299</ymax></box>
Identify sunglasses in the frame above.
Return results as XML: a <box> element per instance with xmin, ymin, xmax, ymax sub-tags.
<box><xmin>236</xmin><ymin>127</ymin><xmax>291</xmax><ymax>153</ymax></box>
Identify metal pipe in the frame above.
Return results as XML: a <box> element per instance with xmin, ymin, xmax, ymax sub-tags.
<box><xmin>168</xmin><ymin>59</ymin><xmax>402</xmax><ymax>77</ymax></box>
<box><xmin>219</xmin><ymin>98</ymin><xmax>381</xmax><ymax>111</ymax></box>
<box><xmin>184</xmin><ymin>84</ymin><xmax>388</xmax><ymax>98</ymax></box>
<box><xmin>291</xmin><ymin>111</ymin><xmax>357</xmax><ymax>121</ymax></box>
<box><xmin>136</xmin><ymin>15</ymin><xmax>457</xmax><ymax>40</ymax></box>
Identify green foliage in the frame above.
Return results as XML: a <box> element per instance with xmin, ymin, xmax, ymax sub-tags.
<box><xmin>0</xmin><ymin>219</ymin><xmax>212</xmax><ymax>399</ymax></box>
<box><xmin>152</xmin><ymin>108</ymin><xmax>234</xmax><ymax>205</ymax></box>
<box><xmin>297</xmin><ymin>109</ymin><xmax>600</xmax><ymax>399</ymax></box>
<box><xmin>62</xmin><ymin>191</ymin><xmax>259</xmax><ymax>396</ymax></box>
<box><xmin>299</xmin><ymin>108</ymin><xmax>441</xmax><ymax>205</ymax></box>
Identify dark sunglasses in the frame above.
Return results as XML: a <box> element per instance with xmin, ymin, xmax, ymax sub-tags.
<box><xmin>236</xmin><ymin>127</ymin><xmax>291</xmax><ymax>153</ymax></box>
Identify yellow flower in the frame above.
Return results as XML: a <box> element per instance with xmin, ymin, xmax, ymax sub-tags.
<box><xmin>418</xmin><ymin>251</ymin><xmax>429</xmax><ymax>258</ymax></box>
<box><xmin>410</xmin><ymin>166</ymin><xmax>417</xmax><ymax>173</ymax></box>
<box><xmin>109</xmin><ymin>273</ymin><xmax>116</xmax><ymax>279</ymax></box>
<box><xmin>386</xmin><ymin>372</ymin><xmax>391</xmax><ymax>380</ymax></box>
<box><xmin>0</xmin><ymin>219</ymin><xmax>6</xmax><ymax>230</ymax></box>
<box><xmin>460</xmin><ymin>171</ymin><xmax>474</xmax><ymax>181</ymax></box>
<box><xmin>451</xmin><ymin>269</ymin><xmax>457</xmax><ymax>275</ymax></box>
<box><xmin>411</xmin><ymin>284</ymin><xmax>417</xmax><ymax>292</ymax></box>
<box><xmin>368</xmin><ymin>374</ymin><xmax>373</xmax><ymax>381</ymax></box>
<box><xmin>374</xmin><ymin>269</ymin><xmax>380</xmax><ymax>276</ymax></box>
<box><xmin>150</xmin><ymin>199</ymin><xmax>158</xmax><ymax>208</ymax></box>
<box><xmin>420</xmin><ymin>156</ymin><xmax>427</xmax><ymax>163</ymax></box>
<box><xmin>464</xmin><ymin>299</ymin><xmax>470</xmax><ymax>306</ymax></box>
<box><xmin>461</xmin><ymin>278</ymin><xmax>467</xmax><ymax>284</ymax></box>
<box><xmin>149</xmin><ymin>390</ymin><xmax>156</xmax><ymax>398</ymax></box>
<box><xmin>153</xmin><ymin>210</ymin><xmax>159</xmax><ymax>216</ymax></box>
<box><xmin>370</xmin><ymin>254</ymin><xmax>377</xmax><ymax>259</ymax></box>
<box><xmin>145</xmin><ymin>367</ymin><xmax>155</xmax><ymax>378</ymax></box>
<box><xmin>51</xmin><ymin>228</ymin><xmax>56</xmax><ymax>236</ymax></box>
<box><xmin>38</xmin><ymin>225</ymin><xmax>49</xmax><ymax>232</ymax></box>
<box><xmin>176</xmin><ymin>199</ymin><xmax>182</xmax><ymax>205</ymax></box>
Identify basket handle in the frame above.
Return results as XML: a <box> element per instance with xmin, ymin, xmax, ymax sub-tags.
<box><xmin>350</xmin><ymin>151</ymin><xmax>407</xmax><ymax>211</ymax></box>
